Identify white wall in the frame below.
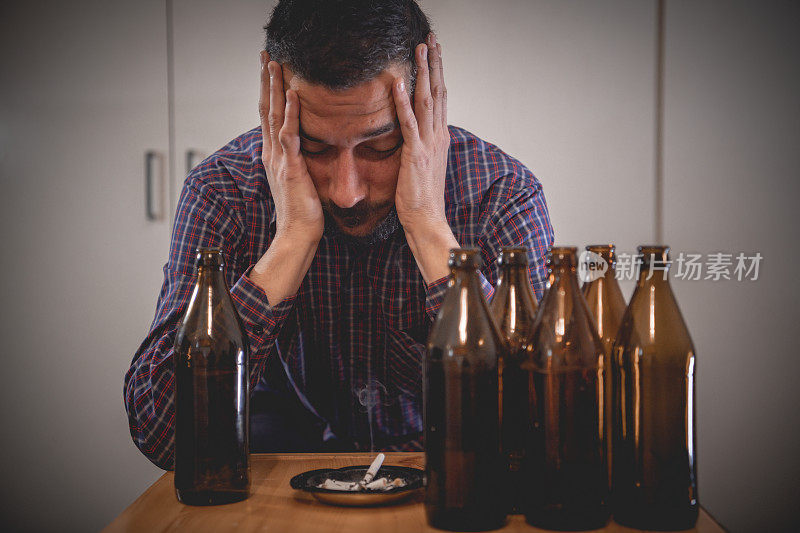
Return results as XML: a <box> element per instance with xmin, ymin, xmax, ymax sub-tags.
<box><xmin>1</xmin><ymin>1</ymin><xmax>797</xmax><ymax>531</ymax></box>
<box><xmin>663</xmin><ymin>1</ymin><xmax>800</xmax><ymax>530</ymax></box>
<box><xmin>422</xmin><ymin>0</ymin><xmax>656</xmax><ymax>299</ymax></box>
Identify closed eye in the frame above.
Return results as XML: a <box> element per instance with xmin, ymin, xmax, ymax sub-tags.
<box><xmin>299</xmin><ymin>138</ymin><xmax>331</xmax><ymax>156</ymax></box>
<box><xmin>299</xmin><ymin>145</ymin><xmax>331</xmax><ymax>156</ymax></box>
<box><xmin>358</xmin><ymin>140</ymin><xmax>403</xmax><ymax>160</ymax></box>
<box><xmin>367</xmin><ymin>140</ymin><xmax>403</xmax><ymax>153</ymax></box>
<box><xmin>300</xmin><ymin>141</ymin><xmax>403</xmax><ymax>160</ymax></box>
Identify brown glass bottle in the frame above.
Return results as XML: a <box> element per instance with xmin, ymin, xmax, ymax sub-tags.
<box><xmin>489</xmin><ymin>247</ymin><xmax>538</xmax><ymax>514</ymax></box>
<box><xmin>522</xmin><ymin>247</ymin><xmax>609</xmax><ymax>530</ymax></box>
<box><xmin>612</xmin><ymin>246</ymin><xmax>698</xmax><ymax>530</ymax></box>
<box><xmin>174</xmin><ymin>248</ymin><xmax>250</xmax><ymax>505</ymax></box>
<box><xmin>425</xmin><ymin>248</ymin><xmax>507</xmax><ymax>531</ymax></box>
<box><xmin>581</xmin><ymin>244</ymin><xmax>627</xmax><ymax>490</ymax></box>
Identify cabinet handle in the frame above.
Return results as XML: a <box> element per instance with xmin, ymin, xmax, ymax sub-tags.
<box><xmin>186</xmin><ymin>149</ymin><xmax>204</xmax><ymax>175</ymax></box>
<box><xmin>145</xmin><ymin>151</ymin><xmax>158</xmax><ymax>221</ymax></box>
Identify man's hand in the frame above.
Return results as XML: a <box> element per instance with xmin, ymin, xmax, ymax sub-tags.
<box><xmin>259</xmin><ymin>51</ymin><xmax>324</xmax><ymax>244</ymax></box>
<box><xmin>393</xmin><ymin>34</ymin><xmax>459</xmax><ymax>283</ymax></box>
<box><xmin>249</xmin><ymin>51</ymin><xmax>323</xmax><ymax>304</ymax></box>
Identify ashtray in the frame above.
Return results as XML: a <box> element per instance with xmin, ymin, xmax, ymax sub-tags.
<box><xmin>289</xmin><ymin>464</ymin><xmax>424</xmax><ymax>507</ymax></box>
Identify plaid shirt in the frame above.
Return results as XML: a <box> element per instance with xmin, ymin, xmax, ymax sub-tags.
<box><xmin>125</xmin><ymin>125</ymin><xmax>554</xmax><ymax>469</ymax></box>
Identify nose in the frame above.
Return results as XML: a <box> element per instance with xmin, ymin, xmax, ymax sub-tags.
<box><xmin>327</xmin><ymin>150</ymin><xmax>366</xmax><ymax>209</ymax></box>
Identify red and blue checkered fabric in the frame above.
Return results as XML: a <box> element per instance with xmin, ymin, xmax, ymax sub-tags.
<box><xmin>124</xmin><ymin>125</ymin><xmax>554</xmax><ymax>469</ymax></box>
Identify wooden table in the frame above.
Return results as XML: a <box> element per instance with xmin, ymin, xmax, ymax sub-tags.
<box><xmin>104</xmin><ymin>453</ymin><xmax>725</xmax><ymax>532</ymax></box>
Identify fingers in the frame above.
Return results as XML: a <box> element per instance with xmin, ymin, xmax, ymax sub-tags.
<box><xmin>428</xmin><ymin>34</ymin><xmax>447</xmax><ymax>132</ymax></box>
<box><xmin>279</xmin><ymin>90</ymin><xmax>301</xmax><ymax>156</ymax></box>
<box><xmin>413</xmin><ymin>43</ymin><xmax>434</xmax><ymax>142</ymax></box>
<box><xmin>267</xmin><ymin>61</ymin><xmax>286</xmax><ymax>155</ymax></box>
<box><xmin>393</xmin><ymin>77</ymin><xmax>420</xmax><ymax>149</ymax></box>
<box><xmin>437</xmin><ymin>42</ymin><xmax>447</xmax><ymax>129</ymax></box>
<box><xmin>259</xmin><ymin>50</ymin><xmax>272</xmax><ymax>155</ymax></box>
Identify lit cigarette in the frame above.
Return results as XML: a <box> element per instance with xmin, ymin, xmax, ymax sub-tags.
<box><xmin>360</xmin><ymin>453</ymin><xmax>385</xmax><ymax>486</ymax></box>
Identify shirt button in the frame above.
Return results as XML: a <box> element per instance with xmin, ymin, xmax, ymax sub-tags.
<box><xmin>253</xmin><ymin>324</ymin><xmax>264</xmax><ymax>335</ymax></box>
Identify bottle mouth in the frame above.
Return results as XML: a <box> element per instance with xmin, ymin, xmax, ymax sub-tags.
<box><xmin>498</xmin><ymin>247</ymin><xmax>529</xmax><ymax>267</ymax></box>
<box><xmin>550</xmin><ymin>246</ymin><xmax>578</xmax><ymax>255</ymax></box>
<box><xmin>585</xmin><ymin>244</ymin><xmax>616</xmax><ymax>266</ymax></box>
<box><xmin>547</xmin><ymin>246</ymin><xmax>578</xmax><ymax>269</ymax></box>
<box><xmin>586</xmin><ymin>243</ymin><xmax>615</xmax><ymax>254</ymax></box>
<box><xmin>638</xmin><ymin>244</ymin><xmax>670</xmax><ymax>263</ymax></box>
<box><xmin>448</xmin><ymin>247</ymin><xmax>483</xmax><ymax>269</ymax></box>
<box><xmin>196</xmin><ymin>247</ymin><xmax>224</xmax><ymax>267</ymax></box>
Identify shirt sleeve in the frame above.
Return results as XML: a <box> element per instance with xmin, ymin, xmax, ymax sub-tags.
<box><xmin>124</xmin><ymin>177</ymin><xmax>293</xmax><ymax>470</ymax></box>
<box><xmin>424</xmin><ymin>173</ymin><xmax>554</xmax><ymax>321</ymax></box>
<box><xmin>478</xmin><ymin>176</ymin><xmax>555</xmax><ymax>301</ymax></box>
<box><xmin>423</xmin><ymin>271</ymin><xmax>495</xmax><ymax>321</ymax></box>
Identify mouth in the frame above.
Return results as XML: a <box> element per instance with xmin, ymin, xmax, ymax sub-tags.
<box><xmin>324</xmin><ymin>202</ymin><xmax>392</xmax><ymax>231</ymax></box>
<box><xmin>334</xmin><ymin>215</ymin><xmax>374</xmax><ymax>236</ymax></box>
<box><xmin>337</xmin><ymin>214</ymin><xmax>364</xmax><ymax>228</ymax></box>
<box><xmin>323</xmin><ymin>205</ymin><xmax>401</xmax><ymax>245</ymax></box>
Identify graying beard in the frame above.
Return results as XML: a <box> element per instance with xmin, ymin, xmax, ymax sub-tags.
<box><xmin>323</xmin><ymin>207</ymin><xmax>401</xmax><ymax>247</ymax></box>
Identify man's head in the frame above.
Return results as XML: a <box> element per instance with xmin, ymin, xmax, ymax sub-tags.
<box><xmin>264</xmin><ymin>0</ymin><xmax>431</xmax><ymax>240</ymax></box>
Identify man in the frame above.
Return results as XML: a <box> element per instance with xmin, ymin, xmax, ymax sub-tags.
<box><xmin>125</xmin><ymin>0</ymin><xmax>554</xmax><ymax>469</ymax></box>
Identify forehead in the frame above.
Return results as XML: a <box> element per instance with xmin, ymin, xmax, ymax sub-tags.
<box><xmin>284</xmin><ymin>63</ymin><xmax>407</xmax><ymax>141</ymax></box>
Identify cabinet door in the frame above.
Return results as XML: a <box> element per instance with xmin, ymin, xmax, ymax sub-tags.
<box><xmin>172</xmin><ymin>0</ymin><xmax>274</xmax><ymax>209</ymax></box>
<box><xmin>0</xmin><ymin>1</ymin><xmax>169</xmax><ymax>530</ymax></box>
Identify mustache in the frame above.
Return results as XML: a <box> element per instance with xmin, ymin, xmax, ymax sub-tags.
<box><xmin>321</xmin><ymin>199</ymin><xmax>393</xmax><ymax>227</ymax></box>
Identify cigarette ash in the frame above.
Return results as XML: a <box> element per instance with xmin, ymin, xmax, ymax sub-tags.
<box><xmin>316</xmin><ymin>453</ymin><xmax>408</xmax><ymax>492</ymax></box>
<box><xmin>317</xmin><ymin>477</ymin><xmax>408</xmax><ymax>492</ymax></box>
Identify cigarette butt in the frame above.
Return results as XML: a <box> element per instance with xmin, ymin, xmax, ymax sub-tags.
<box><xmin>365</xmin><ymin>477</ymin><xmax>390</xmax><ymax>490</ymax></box>
<box><xmin>319</xmin><ymin>479</ymin><xmax>359</xmax><ymax>491</ymax></box>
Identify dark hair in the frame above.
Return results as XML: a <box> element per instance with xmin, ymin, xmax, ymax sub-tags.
<box><xmin>264</xmin><ymin>0</ymin><xmax>431</xmax><ymax>91</ymax></box>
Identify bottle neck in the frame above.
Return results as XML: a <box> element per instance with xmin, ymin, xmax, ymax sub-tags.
<box><xmin>550</xmin><ymin>264</ymin><xmax>581</xmax><ymax>292</ymax></box>
<box><xmin>196</xmin><ymin>263</ymin><xmax>227</xmax><ymax>289</ymax></box>
<box><xmin>196</xmin><ymin>248</ymin><xmax>224</xmax><ymax>274</ymax></box>
<box><xmin>586</xmin><ymin>245</ymin><xmax>616</xmax><ymax>281</ymax></box>
<box><xmin>547</xmin><ymin>246</ymin><xmax>578</xmax><ymax>294</ymax></box>
<box><xmin>636</xmin><ymin>246</ymin><xmax>671</xmax><ymax>288</ymax></box>
<box><xmin>548</xmin><ymin>247</ymin><xmax>577</xmax><ymax>276</ymax></box>
<box><xmin>602</xmin><ymin>260</ymin><xmax>617</xmax><ymax>281</ymax></box>
<box><xmin>451</xmin><ymin>266</ymin><xmax>480</xmax><ymax>285</ymax></box>
<box><xmin>636</xmin><ymin>262</ymin><xmax>672</xmax><ymax>288</ymax></box>
<box><xmin>499</xmin><ymin>264</ymin><xmax>530</xmax><ymax>288</ymax></box>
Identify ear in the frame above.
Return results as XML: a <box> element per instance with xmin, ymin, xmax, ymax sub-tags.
<box><xmin>281</xmin><ymin>64</ymin><xmax>297</xmax><ymax>92</ymax></box>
